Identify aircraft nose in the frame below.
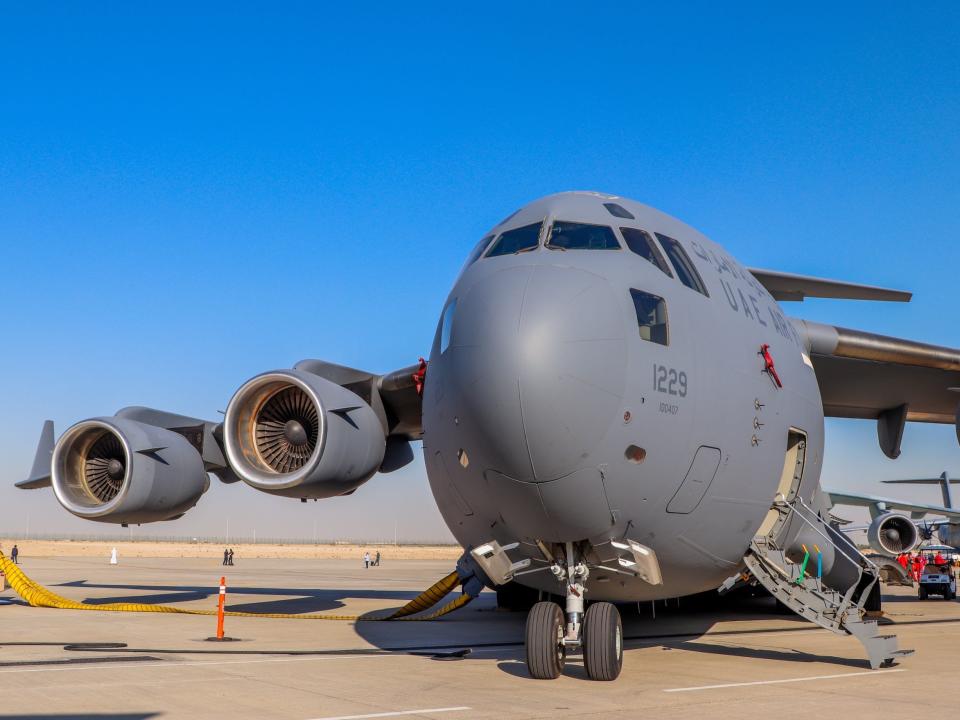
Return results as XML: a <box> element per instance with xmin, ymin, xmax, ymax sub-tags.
<box><xmin>448</xmin><ymin>264</ymin><xmax>627</xmax><ymax>482</ymax></box>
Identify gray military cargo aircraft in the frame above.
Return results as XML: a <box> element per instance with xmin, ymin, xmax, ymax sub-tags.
<box><xmin>827</xmin><ymin>472</ymin><xmax>960</xmax><ymax>555</ymax></box>
<box><xmin>18</xmin><ymin>191</ymin><xmax>960</xmax><ymax>680</ymax></box>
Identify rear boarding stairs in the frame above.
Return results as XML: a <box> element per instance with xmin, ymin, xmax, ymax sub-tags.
<box><xmin>723</xmin><ymin>493</ymin><xmax>913</xmax><ymax>669</ymax></box>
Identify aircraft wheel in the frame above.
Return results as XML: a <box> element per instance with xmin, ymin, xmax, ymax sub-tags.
<box><xmin>583</xmin><ymin>601</ymin><xmax>623</xmax><ymax>681</ymax></box>
<box><xmin>525</xmin><ymin>601</ymin><xmax>565</xmax><ymax>679</ymax></box>
<box><xmin>918</xmin><ymin>586</ymin><xmax>927</xmax><ymax>600</ymax></box>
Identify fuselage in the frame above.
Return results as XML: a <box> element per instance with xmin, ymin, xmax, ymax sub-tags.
<box><xmin>938</xmin><ymin>525</ymin><xmax>960</xmax><ymax>549</ymax></box>
<box><xmin>422</xmin><ymin>192</ymin><xmax>827</xmax><ymax>601</ymax></box>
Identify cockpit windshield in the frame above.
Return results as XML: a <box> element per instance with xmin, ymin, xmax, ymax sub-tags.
<box><xmin>547</xmin><ymin>221</ymin><xmax>620</xmax><ymax>250</ymax></box>
<box><xmin>486</xmin><ymin>222</ymin><xmax>543</xmax><ymax>257</ymax></box>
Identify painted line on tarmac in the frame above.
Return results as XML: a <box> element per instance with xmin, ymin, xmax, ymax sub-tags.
<box><xmin>0</xmin><ymin>653</ymin><xmax>397</xmax><ymax>674</ymax></box>
<box><xmin>307</xmin><ymin>708</ymin><xmax>471</xmax><ymax>720</ymax></box>
<box><xmin>663</xmin><ymin>668</ymin><xmax>906</xmax><ymax>692</ymax></box>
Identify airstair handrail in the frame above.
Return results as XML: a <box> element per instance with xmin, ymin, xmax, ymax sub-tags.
<box><xmin>788</xmin><ymin>494</ymin><xmax>880</xmax><ymax>574</ymax></box>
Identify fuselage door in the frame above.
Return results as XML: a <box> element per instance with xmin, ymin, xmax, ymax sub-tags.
<box><xmin>666</xmin><ymin>446</ymin><xmax>722</xmax><ymax>514</ymax></box>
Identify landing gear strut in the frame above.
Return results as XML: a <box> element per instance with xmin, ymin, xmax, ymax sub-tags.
<box><xmin>524</xmin><ymin>542</ymin><xmax>623</xmax><ymax>681</ymax></box>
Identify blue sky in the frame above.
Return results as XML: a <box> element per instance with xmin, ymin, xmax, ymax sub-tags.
<box><xmin>1</xmin><ymin>3</ymin><xmax>958</xmax><ymax>542</ymax></box>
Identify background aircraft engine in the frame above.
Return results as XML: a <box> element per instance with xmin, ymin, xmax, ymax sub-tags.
<box><xmin>51</xmin><ymin>418</ymin><xmax>209</xmax><ymax>524</ymax></box>
<box><xmin>867</xmin><ymin>513</ymin><xmax>919</xmax><ymax>555</ymax></box>
<box><xmin>224</xmin><ymin>369</ymin><xmax>386</xmax><ymax>498</ymax></box>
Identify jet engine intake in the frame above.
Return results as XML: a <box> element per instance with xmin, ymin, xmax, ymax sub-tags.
<box><xmin>51</xmin><ymin>418</ymin><xmax>209</xmax><ymax>524</ymax></box>
<box><xmin>223</xmin><ymin>369</ymin><xmax>386</xmax><ymax>498</ymax></box>
<box><xmin>867</xmin><ymin>512</ymin><xmax>919</xmax><ymax>556</ymax></box>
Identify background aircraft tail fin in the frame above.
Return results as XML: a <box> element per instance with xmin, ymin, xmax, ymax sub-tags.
<box><xmin>882</xmin><ymin>472</ymin><xmax>958</xmax><ymax>508</ymax></box>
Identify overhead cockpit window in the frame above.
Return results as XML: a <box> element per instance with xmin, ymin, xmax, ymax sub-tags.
<box><xmin>620</xmin><ymin>227</ymin><xmax>672</xmax><ymax>277</ymax></box>
<box><xmin>656</xmin><ymin>234</ymin><xmax>710</xmax><ymax>297</ymax></box>
<box><xmin>486</xmin><ymin>222</ymin><xmax>543</xmax><ymax>257</ymax></box>
<box><xmin>547</xmin><ymin>221</ymin><xmax>620</xmax><ymax>250</ymax></box>
<box><xmin>630</xmin><ymin>289</ymin><xmax>668</xmax><ymax>345</ymax></box>
<box><xmin>603</xmin><ymin>202</ymin><xmax>635</xmax><ymax>220</ymax></box>
<box><xmin>440</xmin><ymin>299</ymin><xmax>457</xmax><ymax>353</ymax></box>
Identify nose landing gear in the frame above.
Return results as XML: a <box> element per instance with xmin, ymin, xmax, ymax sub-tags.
<box><xmin>524</xmin><ymin>542</ymin><xmax>623</xmax><ymax>681</ymax></box>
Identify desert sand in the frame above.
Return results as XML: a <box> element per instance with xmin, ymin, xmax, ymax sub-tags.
<box><xmin>0</xmin><ymin>538</ymin><xmax>461</xmax><ymax>561</ymax></box>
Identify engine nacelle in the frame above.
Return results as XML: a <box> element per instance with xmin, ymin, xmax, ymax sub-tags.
<box><xmin>51</xmin><ymin>418</ymin><xmax>210</xmax><ymax>524</ymax></box>
<box><xmin>867</xmin><ymin>512</ymin><xmax>919</xmax><ymax>556</ymax></box>
<box><xmin>223</xmin><ymin>369</ymin><xmax>386</xmax><ymax>498</ymax></box>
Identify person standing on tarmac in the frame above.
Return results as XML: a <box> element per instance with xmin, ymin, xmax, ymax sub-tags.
<box><xmin>228</xmin><ymin>549</ymin><xmax>234</xmax><ymax>566</ymax></box>
<box><xmin>363</xmin><ymin>551</ymin><xmax>370</xmax><ymax>568</ymax></box>
<box><xmin>11</xmin><ymin>545</ymin><xmax>19</xmax><ymax>565</ymax></box>
<box><xmin>374</xmin><ymin>551</ymin><xmax>381</xmax><ymax>567</ymax></box>
<box><xmin>910</xmin><ymin>553</ymin><xmax>926</xmax><ymax>582</ymax></box>
<box><xmin>223</xmin><ymin>549</ymin><xmax>229</xmax><ymax>566</ymax></box>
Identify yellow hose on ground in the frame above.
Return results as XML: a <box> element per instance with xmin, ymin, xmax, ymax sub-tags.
<box><xmin>0</xmin><ymin>553</ymin><xmax>471</xmax><ymax>621</ymax></box>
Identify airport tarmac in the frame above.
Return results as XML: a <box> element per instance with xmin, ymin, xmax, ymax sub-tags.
<box><xmin>1</xmin><ymin>556</ymin><xmax>958</xmax><ymax>719</ymax></box>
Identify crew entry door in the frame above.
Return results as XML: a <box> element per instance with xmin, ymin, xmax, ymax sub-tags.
<box><xmin>757</xmin><ymin>429</ymin><xmax>807</xmax><ymax>536</ymax></box>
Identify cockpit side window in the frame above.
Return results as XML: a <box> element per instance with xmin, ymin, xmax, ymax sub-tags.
<box><xmin>656</xmin><ymin>233</ymin><xmax>710</xmax><ymax>296</ymax></box>
<box><xmin>462</xmin><ymin>234</ymin><xmax>494</xmax><ymax>271</ymax></box>
<box><xmin>486</xmin><ymin>222</ymin><xmax>543</xmax><ymax>257</ymax></box>
<box><xmin>439</xmin><ymin>299</ymin><xmax>457</xmax><ymax>353</ymax></box>
<box><xmin>630</xmin><ymin>289</ymin><xmax>668</xmax><ymax>345</ymax></box>
<box><xmin>620</xmin><ymin>227</ymin><xmax>673</xmax><ymax>277</ymax></box>
<box><xmin>547</xmin><ymin>221</ymin><xmax>620</xmax><ymax>250</ymax></box>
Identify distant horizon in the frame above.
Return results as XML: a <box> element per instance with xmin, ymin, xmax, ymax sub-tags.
<box><xmin>0</xmin><ymin>531</ymin><xmax>459</xmax><ymax>546</ymax></box>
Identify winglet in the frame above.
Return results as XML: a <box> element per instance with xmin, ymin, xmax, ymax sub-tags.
<box><xmin>16</xmin><ymin>420</ymin><xmax>55</xmax><ymax>489</ymax></box>
<box><xmin>748</xmin><ymin>268</ymin><xmax>912</xmax><ymax>303</ymax></box>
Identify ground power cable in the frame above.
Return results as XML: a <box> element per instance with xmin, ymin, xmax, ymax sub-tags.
<box><xmin>0</xmin><ymin>552</ymin><xmax>472</xmax><ymax>622</ymax></box>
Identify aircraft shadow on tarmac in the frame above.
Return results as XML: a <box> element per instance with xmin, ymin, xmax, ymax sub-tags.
<box><xmin>45</xmin><ymin>579</ymin><xmax>883</xmax><ymax>673</ymax></box>
<box><xmin>54</xmin><ymin>579</ymin><xmax>423</xmax><ymax>613</ymax></box>
<box><xmin>353</xmin><ymin>592</ymin><xmax>862</xmax><ymax>677</ymax></box>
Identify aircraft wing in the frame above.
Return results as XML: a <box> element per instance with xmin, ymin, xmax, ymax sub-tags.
<box><xmin>792</xmin><ymin>319</ymin><xmax>960</xmax><ymax>457</ymax></box>
<box><xmin>826</xmin><ymin>490</ymin><xmax>960</xmax><ymax>521</ymax></box>
<box><xmin>748</xmin><ymin>268</ymin><xmax>912</xmax><ymax>303</ymax></box>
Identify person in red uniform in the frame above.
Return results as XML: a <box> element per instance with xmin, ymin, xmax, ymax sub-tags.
<box><xmin>911</xmin><ymin>554</ymin><xmax>924</xmax><ymax>582</ymax></box>
<box><xmin>934</xmin><ymin>551</ymin><xmax>947</xmax><ymax>565</ymax></box>
<box><xmin>897</xmin><ymin>553</ymin><xmax>910</xmax><ymax>570</ymax></box>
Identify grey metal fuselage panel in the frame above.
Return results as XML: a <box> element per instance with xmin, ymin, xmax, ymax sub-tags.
<box><xmin>422</xmin><ymin>192</ymin><xmax>825</xmax><ymax>601</ymax></box>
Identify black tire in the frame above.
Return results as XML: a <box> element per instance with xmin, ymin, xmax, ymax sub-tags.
<box><xmin>525</xmin><ymin>601</ymin><xmax>565</xmax><ymax>680</ymax></box>
<box><xmin>583</xmin><ymin>601</ymin><xmax>623</xmax><ymax>681</ymax></box>
<box><xmin>918</xmin><ymin>586</ymin><xmax>928</xmax><ymax>600</ymax></box>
